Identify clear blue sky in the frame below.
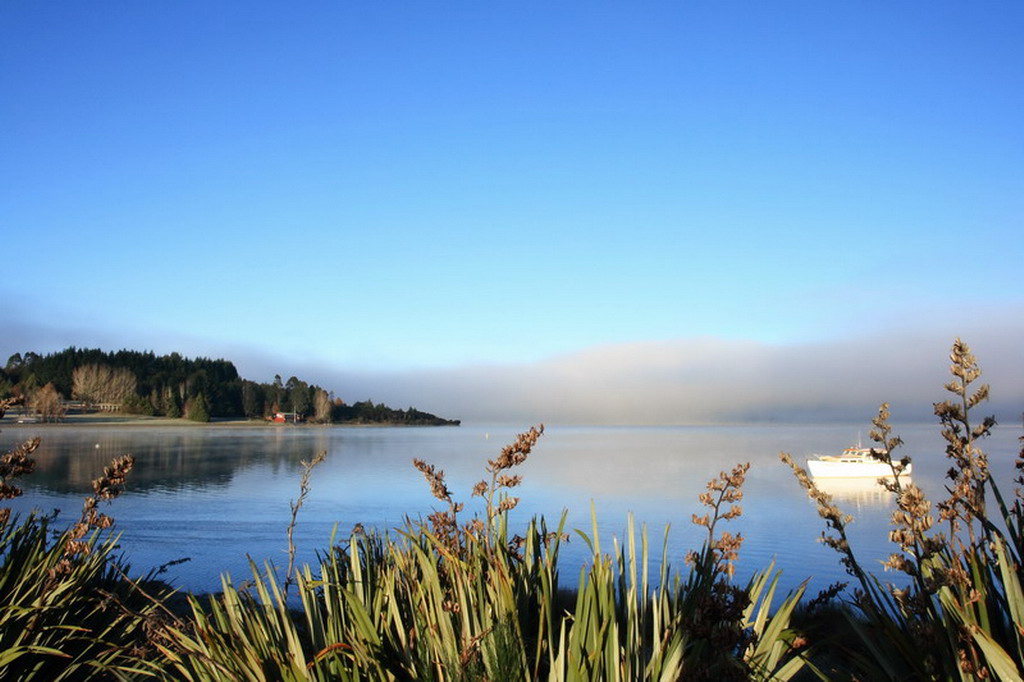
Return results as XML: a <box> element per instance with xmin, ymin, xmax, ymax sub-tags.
<box><xmin>2</xmin><ymin>2</ymin><xmax>1022</xmax><ymax>420</ymax></box>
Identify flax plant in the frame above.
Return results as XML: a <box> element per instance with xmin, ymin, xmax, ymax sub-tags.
<box><xmin>0</xmin><ymin>423</ymin><xmax>166</xmax><ymax>680</ymax></box>
<box><xmin>158</xmin><ymin>424</ymin><xmax>810</xmax><ymax>681</ymax></box>
<box><xmin>782</xmin><ymin>338</ymin><xmax>1024</xmax><ymax>680</ymax></box>
<box><xmin>477</xmin><ymin>424</ymin><xmax>544</xmax><ymax>538</ymax></box>
<box><xmin>158</xmin><ymin>426</ymin><xmax>562</xmax><ymax>681</ymax></box>
<box><xmin>680</xmin><ymin>463</ymin><xmax>806</xmax><ymax>681</ymax></box>
<box><xmin>0</xmin><ymin>440</ymin><xmax>39</xmax><ymax>528</ymax></box>
<box><xmin>550</xmin><ymin>464</ymin><xmax>807</xmax><ymax>682</ymax></box>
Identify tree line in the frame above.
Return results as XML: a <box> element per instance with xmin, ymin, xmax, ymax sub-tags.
<box><xmin>0</xmin><ymin>347</ymin><xmax>459</xmax><ymax>426</ymax></box>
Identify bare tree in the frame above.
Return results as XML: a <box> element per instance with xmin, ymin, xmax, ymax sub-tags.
<box><xmin>72</xmin><ymin>364</ymin><xmax>138</xmax><ymax>406</ymax></box>
<box><xmin>313</xmin><ymin>388</ymin><xmax>332</xmax><ymax>424</ymax></box>
<box><xmin>30</xmin><ymin>383</ymin><xmax>66</xmax><ymax>422</ymax></box>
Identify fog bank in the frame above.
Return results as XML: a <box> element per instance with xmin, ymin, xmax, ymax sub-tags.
<box><xmin>312</xmin><ymin>325</ymin><xmax>1024</xmax><ymax>426</ymax></box>
<box><xmin>3</xmin><ymin>303</ymin><xmax>1021</xmax><ymax>426</ymax></box>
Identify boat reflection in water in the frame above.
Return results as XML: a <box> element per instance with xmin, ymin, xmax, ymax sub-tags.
<box><xmin>811</xmin><ymin>474</ymin><xmax>908</xmax><ymax>509</ymax></box>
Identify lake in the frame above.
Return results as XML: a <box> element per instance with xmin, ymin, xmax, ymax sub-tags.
<box><xmin>3</xmin><ymin>421</ymin><xmax>1021</xmax><ymax>597</ymax></box>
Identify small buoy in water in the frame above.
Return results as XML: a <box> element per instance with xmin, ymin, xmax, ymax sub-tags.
<box><xmin>485</xmin><ymin>433</ymin><xmax>489</xmax><ymax>440</ymax></box>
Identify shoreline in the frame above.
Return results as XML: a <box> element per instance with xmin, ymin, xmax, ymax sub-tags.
<box><xmin>0</xmin><ymin>412</ymin><xmax>459</xmax><ymax>428</ymax></box>
<box><xmin>3</xmin><ymin>413</ymin><xmax>260</xmax><ymax>428</ymax></box>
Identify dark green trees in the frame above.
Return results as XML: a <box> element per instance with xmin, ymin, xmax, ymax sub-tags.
<box><xmin>1</xmin><ymin>348</ymin><xmax>242</xmax><ymax>419</ymax></box>
<box><xmin>186</xmin><ymin>393</ymin><xmax>210</xmax><ymax>423</ymax></box>
<box><xmin>241</xmin><ymin>380</ymin><xmax>261</xmax><ymax>419</ymax></box>
<box><xmin>0</xmin><ymin>347</ymin><xmax>459</xmax><ymax>426</ymax></box>
<box><xmin>286</xmin><ymin>377</ymin><xmax>310</xmax><ymax>418</ymax></box>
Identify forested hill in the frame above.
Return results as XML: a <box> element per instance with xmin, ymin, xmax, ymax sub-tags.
<box><xmin>0</xmin><ymin>347</ymin><xmax>460</xmax><ymax>425</ymax></box>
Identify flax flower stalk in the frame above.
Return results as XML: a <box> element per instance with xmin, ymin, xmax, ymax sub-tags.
<box><xmin>781</xmin><ymin>339</ymin><xmax>1024</xmax><ymax>679</ymax></box>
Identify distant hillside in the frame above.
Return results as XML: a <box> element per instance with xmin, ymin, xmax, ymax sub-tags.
<box><xmin>0</xmin><ymin>347</ymin><xmax>459</xmax><ymax>426</ymax></box>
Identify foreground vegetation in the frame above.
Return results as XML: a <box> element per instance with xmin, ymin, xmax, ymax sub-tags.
<box><xmin>0</xmin><ymin>339</ymin><xmax>1022</xmax><ymax>680</ymax></box>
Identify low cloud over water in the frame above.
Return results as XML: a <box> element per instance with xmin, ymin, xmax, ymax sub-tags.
<box><xmin>3</xmin><ymin>305</ymin><xmax>1022</xmax><ymax>427</ymax></box>
<box><xmin>311</xmin><ymin>321</ymin><xmax>1024</xmax><ymax>426</ymax></box>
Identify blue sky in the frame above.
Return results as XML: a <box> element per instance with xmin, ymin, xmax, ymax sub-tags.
<box><xmin>2</xmin><ymin>2</ymin><xmax>1022</xmax><ymax>422</ymax></box>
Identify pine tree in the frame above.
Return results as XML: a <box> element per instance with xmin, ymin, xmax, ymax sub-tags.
<box><xmin>186</xmin><ymin>392</ymin><xmax>210</xmax><ymax>422</ymax></box>
<box><xmin>163</xmin><ymin>388</ymin><xmax>181</xmax><ymax>419</ymax></box>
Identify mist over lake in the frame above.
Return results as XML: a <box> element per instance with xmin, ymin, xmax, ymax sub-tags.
<box><xmin>5</xmin><ymin>421</ymin><xmax>1021</xmax><ymax>596</ymax></box>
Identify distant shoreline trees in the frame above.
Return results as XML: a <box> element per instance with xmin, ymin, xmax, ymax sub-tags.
<box><xmin>0</xmin><ymin>347</ymin><xmax>459</xmax><ymax>426</ymax></box>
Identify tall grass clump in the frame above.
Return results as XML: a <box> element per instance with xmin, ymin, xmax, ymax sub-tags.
<box><xmin>782</xmin><ymin>338</ymin><xmax>1024</xmax><ymax>680</ymax></box>
<box><xmin>553</xmin><ymin>463</ymin><xmax>807</xmax><ymax>682</ymax></box>
<box><xmin>157</xmin><ymin>424</ymin><xmax>808</xmax><ymax>681</ymax></box>
<box><xmin>156</xmin><ymin>426</ymin><xmax>559</xmax><ymax>680</ymax></box>
<box><xmin>0</xmin><ymin>397</ymin><xmax>169</xmax><ymax>680</ymax></box>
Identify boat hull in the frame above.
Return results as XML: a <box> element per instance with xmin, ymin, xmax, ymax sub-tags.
<box><xmin>806</xmin><ymin>459</ymin><xmax>912</xmax><ymax>478</ymax></box>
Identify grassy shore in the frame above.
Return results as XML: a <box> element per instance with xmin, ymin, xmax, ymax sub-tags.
<box><xmin>1</xmin><ymin>412</ymin><xmax>425</xmax><ymax>428</ymax></box>
<box><xmin>1</xmin><ymin>412</ymin><xmax>258</xmax><ymax>427</ymax></box>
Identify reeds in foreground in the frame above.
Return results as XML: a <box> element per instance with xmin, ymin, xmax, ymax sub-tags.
<box><xmin>0</xmin><ymin>411</ymin><xmax>166</xmax><ymax>680</ymax></box>
<box><xmin>781</xmin><ymin>338</ymin><xmax>1024</xmax><ymax>680</ymax></box>
<box><xmin>154</xmin><ymin>424</ymin><xmax>807</xmax><ymax>681</ymax></box>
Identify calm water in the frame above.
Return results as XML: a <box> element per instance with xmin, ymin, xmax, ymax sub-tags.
<box><xmin>3</xmin><ymin>421</ymin><xmax>1021</xmax><ymax>596</ymax></box>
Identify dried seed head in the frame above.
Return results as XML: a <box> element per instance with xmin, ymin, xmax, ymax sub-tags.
<box><xmin>413</xmin><ymin>458</ymin><xmax>452</xmax><ymax>503</ymax></box>
<box><xmin>0</xmin><ymin>397</ymin><xmax>17</xmax><ymax>419</ymax></box>
<box><xmin>508</xmin><ymin>534</ymin><xmax>526</xmax><ymax>552</ymax></box>
<box><xmin>93</xmin><ymin>455</ymin><xmax>134</xmax><ymax>501</ymax></box>
<box><xmin>692</xmin><ymin>463</ymin><xmax>750</xmax><ymax>578</ymax></box>
<box><xmin>0</xmin><ymin>437</ymin><xmax>40</xmax><ymax>500</ymax></box>
<box><xmin>722</xmin><ymin>504</ymin><xmax>742</xmax><ymax>521</ymax></box>
<box><xmin>781</xmin><ymin>451</ymin><xmax>863</xmax><ymax>575</ymax></box>
<box><xmin>806</xmin><ymin>581</ymin><xmax>848</xmax><ymax>613</ymax></box>
<box><xmin>934</xmin><ymin>341</ymin><xmax>994</xmax><ymax>529</ymax></box>
<box><xmin>487</xmin><ymin>424</ymin><xmax>543</xmax><ymax>473</ymax></box>
<box><xmin>496</xmin><ymin>474</ymin><xmax>522</xmax><ymax>489</ymax></box>
<box><xmin>543</xmin><ymin>531</ymin><xmax>568</xmax><ymax>548</ymax></box>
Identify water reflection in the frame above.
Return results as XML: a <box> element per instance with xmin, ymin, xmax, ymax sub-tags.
<box><xmin>11</xmin><ymin>426</ymin><xmax>333</xmax><ymax>493</ymax></box>
<box><xmin>1</xmin><ymin>422</ymin><xmax>1019</xmax><ymax>595</ymax></box>
<box><xmin>811</xmin><ymin>476</ymin><xmax>901</xmax><ymax>510</ymax></box>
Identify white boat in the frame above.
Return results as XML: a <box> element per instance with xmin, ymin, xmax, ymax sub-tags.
<box><xmin>806</xmin><ymin>446</ymin><xmax>912</xmax><ymax>478</ymax></box>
